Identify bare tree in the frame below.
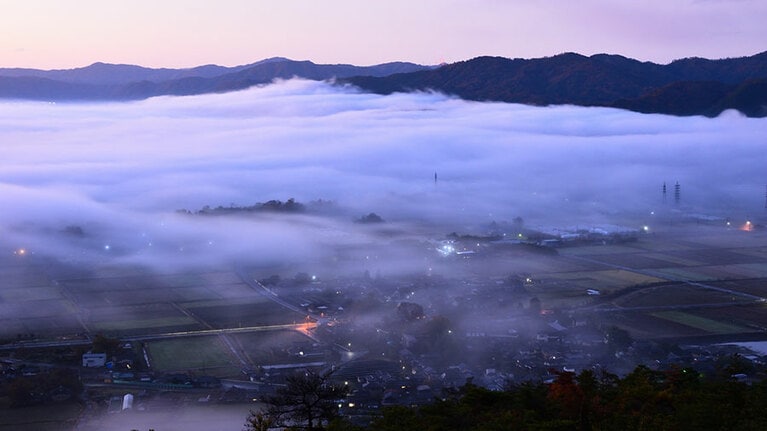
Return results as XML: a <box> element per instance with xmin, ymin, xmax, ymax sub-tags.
<box><xmin>247</xmin><ymin>369</ymin><xmax>348</xmax><ymax>431</ymax></box>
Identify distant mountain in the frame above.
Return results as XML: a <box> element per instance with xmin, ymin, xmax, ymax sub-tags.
<box><xmin>0</xmin><ymin>58</ymin><xmax>431</xmax><ymax>101</ymax></box>
<box><xmin>0</xmin><ymin>60</ymin><xmax>260</xmax><ymax>85</ymax></box>
<box><xmin>2</xmin><ymin>53</ymin><xmax>766</xmax><ymax>117</ymax></box>
<box><xmin>343</xmin><ymin>52</ymin><xmax>767</xmax><ymax>117</ymax></box>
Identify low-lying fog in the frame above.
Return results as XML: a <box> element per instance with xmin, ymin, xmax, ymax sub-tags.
<box><xmin>1</xmin><ymin>79</ymin><xmax>765</xmax><ymax>271</ymax></box>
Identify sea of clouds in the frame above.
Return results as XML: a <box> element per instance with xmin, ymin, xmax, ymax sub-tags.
<box><xmin>1</xmin><ymin>79</ymin><xmax>765</xmax><ymax>271</ymax></box>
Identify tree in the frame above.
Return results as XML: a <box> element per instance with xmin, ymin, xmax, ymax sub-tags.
<box><xmin>245</xmin><ymin>412</ymin><xmax>275</xmax><ymax>431</ymax></box>
<box><xmin>7</xmin><ymin>377</ymin><xmax>37</xmax><ymax>407</ymax></box>
<box><xmin>396</xmin><ymin>302</ymin><xmax>424</xmax><ymax>322</ymax></box>
<box><xmin>605</xmin><ymin>326</ymin><xmax>633</xmax><ymax>353</ymax></box>
<box><xmin>355</xmin><ymin>213</ymin><xmax>384</xmax><ymax>224</ymax></box>
<box><xmin>91</xmin><ymin>333</ymin><xmax>121</xmax><ymax>356</ymax></box>
<box><xmin>248</xmin><ymin>369</ymin><xmax>348</xmax><ymax>431</ymax></box>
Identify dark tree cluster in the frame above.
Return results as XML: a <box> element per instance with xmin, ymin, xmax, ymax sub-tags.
<box><xmin>186</xmin><ymin>198</ymin><xmax>307</xmax><ymax>216</ymax></box>
<box><xmin>355</xmin><ymin>213</ymin><xmax>385</xmax><ymax>224</ymax></box>
<box><xmin>319</xmin><ymin>365</ymin><xmax>767</xmax><ymax>431</ymax></box>
<box><xmin>7</xmin><ymin>368</ymin><xmax>82</xmax><ymax>407</ymax></box>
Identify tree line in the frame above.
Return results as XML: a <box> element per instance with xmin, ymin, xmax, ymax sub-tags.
<box><xmin>247</xmin><ymin>362</ymin><xmax>767</xmax><ymax>431</ymax></box>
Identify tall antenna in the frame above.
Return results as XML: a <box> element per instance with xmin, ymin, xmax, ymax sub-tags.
<box><xmin>434</xmin><ymin>172</ymin><xmax>438</xmax><ymax>184</ymax></box>
<box><xmin>674</xmin><ymin>182</ymin><xmax>680</xmax><ymax>205</ymax></box>
<box><xmin>662</xmin><ymin>182</ymin><xmax>667</xmax><ymax>203</ymax></box>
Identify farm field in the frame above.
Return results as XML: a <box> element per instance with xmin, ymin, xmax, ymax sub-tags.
<box><xmin>234</xmin><ymin>330</ymin><xmax>321</xmax><ymax>367</ymax></box>
<box><xmin>612</xmin><ymin>283</ymin><xmax>741</xmax><ymax>308</ymax></box>
<box><xmin>145</xmin><ymin>335</ymin><xmax>239</xmax><ymax>375</ymax></box>
<box><xmin>4</xmin><ymin>223</ymin><xmax>767</xmax><ymax>360</ymax></box>
<box><xmin>0</xmin><ymin>262</ymin><xmax>304</xmax><ymax>340</ymax></box>
<box><xmin>557</xmin><ymin>226</ymin><xmax>767</xmax><ymax>340</ymax></box>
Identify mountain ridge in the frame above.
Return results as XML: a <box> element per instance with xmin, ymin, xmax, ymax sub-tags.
<box><xmin>342</xmin><ymin>51</ymin><xmax>767</xmax><ymax>117</ymax></box>
<box><xmin>1</xmin><ymin>52</ymin><xmax>766</xmax><ymax>117</ymax></box>
<box><xmin>0</xmin><ymin>58</ymin><xmax>432</xmax><ymax>100</ymax></box>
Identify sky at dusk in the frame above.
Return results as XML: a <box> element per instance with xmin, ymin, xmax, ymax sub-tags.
<box><xmin>1</xmin><ymin>0</ymin><xmax>765</xmax><ymax>69</ymax></box>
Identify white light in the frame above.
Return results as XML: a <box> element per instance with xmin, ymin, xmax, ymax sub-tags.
<box><xmin>104</xmin><ymin>245</ymin><xmax>110</xmax><ymax>251</ymax></box>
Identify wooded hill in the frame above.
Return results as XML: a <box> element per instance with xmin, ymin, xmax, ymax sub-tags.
<box><xmin>344</xmin><ymin>51</ymin><xmax>767</xmax><ymax>118</ymax></box>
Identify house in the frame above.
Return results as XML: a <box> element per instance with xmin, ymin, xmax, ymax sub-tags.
<box><xmin>82</xmin><ymin>352</ymin><xmax>107</xmax><ymax>368</ymax></box>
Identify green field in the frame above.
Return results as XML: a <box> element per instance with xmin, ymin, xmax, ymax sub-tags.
<box><xmin>146</xmin><ymin>336</ymin><xmax>237</xmax><ymax>374</ymax></box>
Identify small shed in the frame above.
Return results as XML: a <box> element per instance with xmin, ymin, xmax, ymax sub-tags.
<box><xmin>122</xmin><ymin>393</ymin><xmax>133</xmax><ymax>411</ymax></box>
<box><xmin>82</xmin><ymin>352</ymin><xmax>107</xmax><ymax>368</ymax></box>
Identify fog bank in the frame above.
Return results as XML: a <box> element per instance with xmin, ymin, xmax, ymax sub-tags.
<box><xmin>1</xmin><ymin>79</ymin><xmax>765</xmax><ymax>270</ymax></box>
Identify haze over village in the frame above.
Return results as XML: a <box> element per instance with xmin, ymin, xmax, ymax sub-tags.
<box><xmin>2</xmin><ymin>1</ymin><xmax>767</xmax><ymax>430</ymax></box>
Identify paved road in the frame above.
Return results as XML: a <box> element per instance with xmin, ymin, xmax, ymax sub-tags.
<box><xmin>234</xmin><ymin>265</ymin><xmax>324</xmax><ymax>344</ymax></box>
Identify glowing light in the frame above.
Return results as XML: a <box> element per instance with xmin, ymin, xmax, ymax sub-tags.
<box><xmin>104</xmin><ymin>245</ymin><xmax>110</xmax><ymax>251</ymax></box>
<box><xmin>642</xmin><ymin>225</ymin><xmax>649</xmax><ymax>232</ymax></box>
<box><xmin>16</xmin><ymin>248</ymin><xmax>26</xmax><ymax>255</ymax></box>
<box><xmin>438</xmin><ymin>243</ymin><xmax>456</xmax><ymax>256</ymax></box>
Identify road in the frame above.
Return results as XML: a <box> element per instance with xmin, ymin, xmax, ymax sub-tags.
<box><xmin>0</xmin><ymin>323</ymin><xmax>311</xmax><ymax>351</ymax></box>
<box><xmin>234</xmin><ymin>265</ymin><xmax>316</xmax><ymax>317</ymax></box>
<box><xmin>234</xmin><ymin>265</ymin><xmax>323</xmax><ymax>344</ymax></box>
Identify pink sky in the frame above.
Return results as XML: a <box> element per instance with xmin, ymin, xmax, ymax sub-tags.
<box><xmin>1</xmin><ymin>0</ymin><xmax>765</xmax><ymax>69</ymax></box>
